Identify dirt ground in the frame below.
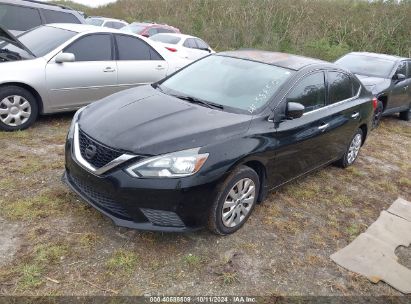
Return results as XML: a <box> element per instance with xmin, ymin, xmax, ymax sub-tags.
<box><xmin>0</xmin><ymin>113</ymin><xmax>410</xmax><ymax>297</ymax></box>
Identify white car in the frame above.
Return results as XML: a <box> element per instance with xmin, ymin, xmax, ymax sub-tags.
<box><xmin>0</xmin><ymin>24</ymin><xmax>191</xmax><ymax>131</ymax></box>
<box><xmin>150</xmin><ymin>33</ymin><xmax>215</xmax><ymax>61</ymax></box>
<box><xmin>86</xmin><ymin>16</ymin><xmax>128</xmax><ymax>29</ymax></box>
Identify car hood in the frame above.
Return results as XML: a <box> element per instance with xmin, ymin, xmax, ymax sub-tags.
<box><xmin>79</xmin><ymin>85</ymin><xmax>252</xmax><ymax>155</ymax></box>
<box><xmin>0</xmin><ymin>26</ymin><xmax>35</xmax><ymax>58</ymax></box>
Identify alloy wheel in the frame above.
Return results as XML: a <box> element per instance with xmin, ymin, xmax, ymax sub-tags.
<box><xmin>222</xmin><ymin>178</ymin><xmax>256</xmax><ymax>228</ymax></box>
<box><xmin>0</xmin><ymin>95</ymin><xmax>32</xmax><ymax>127</ymax></box>
<box><xmin>347</xmin><ymin>133</ymin><xmax>362</xmax><ymax>164</ymax></box>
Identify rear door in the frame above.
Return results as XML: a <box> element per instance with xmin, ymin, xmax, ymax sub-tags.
<box><xmin>321</xmin><ymin>71</ymin><xmax>363</xmax><ymax>157</ymax></box>
<box><xmin>114</xmin><ymin>34</ymin><xmax>168</xmax><ymax>89</ymax></box>
<box><xmin>46</xmin><ymin>33</ymin><xmax>118</xmax><ymax>110</ymax></box>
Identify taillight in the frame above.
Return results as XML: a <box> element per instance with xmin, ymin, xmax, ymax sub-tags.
<box><xmin>165</xmin><ymin>47</ymin><xmax>177</xmax><ymax>52</ymax></box>
<box><xmin>372</xmin><ymin>97</ymin><xmax>378</xmax><ymax>110</ymax></box>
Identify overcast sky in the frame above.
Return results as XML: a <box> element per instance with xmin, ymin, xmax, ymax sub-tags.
<box><xmin>45</xmin><ymin>0</ymin><xmax>118</xmax><ymax>7</ymax></box>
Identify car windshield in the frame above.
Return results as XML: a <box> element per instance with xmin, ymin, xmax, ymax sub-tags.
<box><xmin>160</xmin><ymin>55</ymin><xmax>294</xmax><ymax>114</ymax></box>
<box><xmin>150</xmin><ymin>34</ymin><xmax>181</xmax><ymax>44</ymax></box>
<box><xmin>86</xmin><ymin>18</ymin><xmax>104</xmax><ymax>26</ymax></box>
<box><xmin>0</xmin><ymin>25</ymin><xmax>76</xmax><ymax>58</ymax></box>
<box><xmin>122</xmin><ymin>24</ymin><xmax>146</xmax><ymax>34</ymax></box>
<box><xmin>335</xmin><ymin>54</ymin><xmax>396</xmax><ymax>78</ymax></box>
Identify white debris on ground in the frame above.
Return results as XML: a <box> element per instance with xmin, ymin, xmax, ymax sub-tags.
<box><xmin>331</xmin><ymin>197</ymin><xmax>411</xmax><ymax>294</ymax></box>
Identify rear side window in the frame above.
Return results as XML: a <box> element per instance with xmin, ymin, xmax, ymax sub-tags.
<box><xmin>115</xmin><ymin>34</ymin><xmax>163</xmax><ymax>60</ymax></box>
<box><xmin>0</xmin><ymin>4</ymin><xmax>42</xmax><ymax>31</ymax></box>
<box><xmin>287</xmin><ymin>72</ymin><xmax>326</xmax><ymax>113</ymax></box>
<box><xmin>65</xmin><ymin>34</ymin><xmax>112</xmax><ymax>61</ymax></box>
<box><xmin>41</xmin><ymin>9</ymin><xmax>81</xmax><ymax>24</ymax></box>
<box><xmin>328</xmin><ymin>71</ymin><xmax>355</xmax><ymax>104</ymax></box>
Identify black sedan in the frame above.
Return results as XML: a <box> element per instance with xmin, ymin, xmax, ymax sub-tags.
<box><xmin>335</xmin><ymin>52</ymin><xmax>411</xmax><ymax>127</ymax></box>
<box><xmin>63</xmin><ymin>50</ymin><xmax>375</xmax><ymax>235</ymax></box>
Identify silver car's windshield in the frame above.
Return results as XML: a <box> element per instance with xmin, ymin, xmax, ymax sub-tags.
<box><xmin>160</xmin><ymin>55</ymin><xmax>294</xmax><ymax>114</ymax></box>
<box><xmin>335</xmin><ymin>54</ymin><xmax>396</xmax><ymax>78</ymax></box>
<box><xmin>0</xmin><ymin>26</ymin><xmax>76</xmax><ymax>58</ymax></box>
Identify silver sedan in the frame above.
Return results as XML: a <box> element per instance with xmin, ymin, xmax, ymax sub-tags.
<box><xmin>0</xmin><ymin>23</ymin><xmax>191</xmax><ymax>131</ymax></box>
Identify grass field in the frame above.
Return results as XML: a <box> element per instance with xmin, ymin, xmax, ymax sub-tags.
<box><xmin>0</xmin><ymin>113</ymin><xmax>410</xmax><ymax>296</ymax></box>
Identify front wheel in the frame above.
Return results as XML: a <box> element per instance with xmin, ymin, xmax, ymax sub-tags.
<box><xmin>399</xmin><ymin>107</ymin><xmax>410</xmax><ymax>121</ymax></box>
<box><xmin>336</xmin><ymin>128</ymin><xmax>363</xmax><ymax>168</ymax></box>
<box><xmin>0</xmin><ymin>86</ymin><xmax>39</xmax><ymax>131</ymax></box>
<box><xmin>208</xmin><ymin>165</ymin><xmax>260</xmax><ymax>235</ymax></box>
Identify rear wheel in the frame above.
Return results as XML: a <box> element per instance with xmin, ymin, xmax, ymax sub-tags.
<box><xmin>208</xmin><ymin>165</ymin><xmax>259</xmax><ymax>235</ymax></box>
<box><xmin>0</xmin><ymin>86</ymin><xmax>38</xmax><ymax>131</ymax></box>
<box><xmin>372</xmin><ymin>100</ymin><xmax>383</xmax><ymax>128</ymax></box>
<box><xmin>336</xmin><ymin>128</ymin><xmax>363</xmax><ymax>168</ymax></box>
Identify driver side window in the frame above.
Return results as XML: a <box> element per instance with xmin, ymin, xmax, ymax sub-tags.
<box><xmin>287</xmin><ymin>72</ymin><xmax>326</xmax><ymax>113</ymax></box>
<box><xmin>396</xmin><ymin>61</ymin><xmax>407</xmax><ymax>76</ymax></box>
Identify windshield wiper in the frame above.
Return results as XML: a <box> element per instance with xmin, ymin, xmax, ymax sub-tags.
<box><xmin>172</xmin><ymin>94</ymin><xmax>224</xmax><ymax>110</ymax></box>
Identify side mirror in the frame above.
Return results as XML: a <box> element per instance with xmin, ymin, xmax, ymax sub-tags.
<box><xmin>55</xmin><ymin>52</ymin><xmax>75</xmax><ymax>63</ymax></box>
<box><xmin>286</xmin><ymin>102</ymin><xmax>305</xmax><ymax>119</ymax></box>
<box><xmin>393</xmin><ymin>73</ymin><xmax>406</xmax><ymax>82</ymax></box>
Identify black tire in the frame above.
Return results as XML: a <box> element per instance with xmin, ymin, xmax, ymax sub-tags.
<box><xmin>0</xmin><ymin>86</ymin><xmax>39</xmax><ymax>131</ymax></box>
<box><xmin>399</xmin><ymin>107</ymin><xmax>410</xmax><ymax>121</ymax></box>
<box><xmin>336</xmin><ymin>128</ymin><xmax>363</xmax><ymax>169</ymax></box>
<box><xmin>208</xmin><ymin>165</ymin><xmax>260</xmax><ymax>235</ymax></box>
<box><xmin>372</xmin><ymin>100</ymin><xmax>383</xmax><ymax>129</ymax></box>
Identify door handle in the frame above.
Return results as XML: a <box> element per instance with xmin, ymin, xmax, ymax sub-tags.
<box><xmin>156</xmin><ymin>65</ymin><xmax>165</xmax><ymax>70</ymax></box>
<box><xmin>318</xmin><ymin>123</ymin><xmax>329</xmax><ymax>131</ymax></box>
<box><xmin>351</xmin><ymin>112</ymin><xmax>360</xmax><ymax>119</ymax></box>
<box><xmin>103</xmin><ymin>67</ymin><xmax>115</xmax><ymax>73</ymax></box>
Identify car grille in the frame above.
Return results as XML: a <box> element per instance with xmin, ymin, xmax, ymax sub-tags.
<box><xmin>140</xmin><ymin>208</ymin><xmax>185</xmax><ymax>227</ymax></box>
<box><xmin>78</xmin><ymin>129</ymin><xmax>123</xmax><ymax>169</ymax></box>
<box><xmin>69</xmin><ymin>174</ymin><xmax>132</xmax><ymax>221</ymax></box>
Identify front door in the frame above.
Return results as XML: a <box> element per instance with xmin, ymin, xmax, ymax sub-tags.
<box><xmin>46</xmin><ymin>33</ymin><xmax>118</xmax><ymax>111</ymax></box>
<box><xmin>390</xmin><ymin>61</ymin><xmax>411</xmax><ymax>110</ymax></box>
<box><xmin>268</xmin><ymin>71</ymin><xmax>333</xmax><ymax>186</ymax></box>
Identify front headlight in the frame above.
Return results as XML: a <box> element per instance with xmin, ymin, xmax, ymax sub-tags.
<box><xmin>67</xmin><ymin>107</ymin><xmax>86</xmax><ymax>138</ymax></box>
<box><xmin>126</xmin><ymin>148</ymin><xmax>209</xmax><ymax>178</ymax></box>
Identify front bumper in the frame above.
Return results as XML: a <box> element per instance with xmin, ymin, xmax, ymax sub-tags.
<box><xmin>63</xmin><ymin>138</ymin><xmax>222</xmax><ymax>232</ymax></box>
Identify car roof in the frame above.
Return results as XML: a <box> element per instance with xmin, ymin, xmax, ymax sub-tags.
<box><xmin>219</xmin><ymin>50</ymin><xmax>328</xmax><ymax>71</ymax></box>
<box><xmin>345</xmin><ymin>52</ymin><xmax>408</xmax><ymax>62</ymax></box>
<box><xmin>2</xmin><ymin>0</ymin><xmax>78</xmax><ymax>12</ymax></box>
<box><xmin>47</xmin><ymin>23</ymin><xmax>124</xmax><ymax>33</ymax></box>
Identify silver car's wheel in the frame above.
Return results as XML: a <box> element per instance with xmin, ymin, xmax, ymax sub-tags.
<box><xmin>222</xmin><ymin>178</ymin><xmax>256</xmax><ymax>228</ymax></box>
<box><xmin>0</xmin><ymin>95</ymin><xmax>32</xmax><ymax>127</ymax></box>
<box><xmin>347</xmin><ymin>133</ymin><xmax>362</xmax><ymax>165</ymax></box>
